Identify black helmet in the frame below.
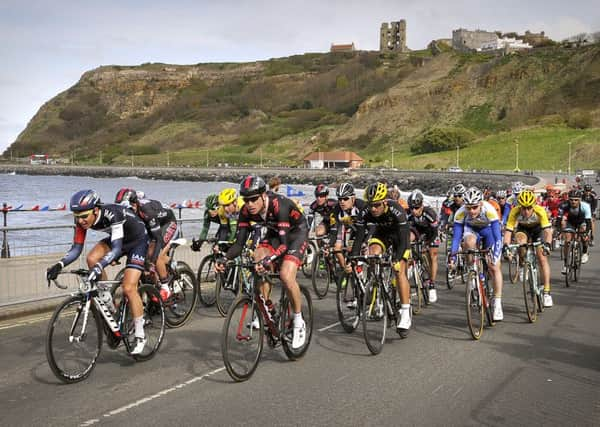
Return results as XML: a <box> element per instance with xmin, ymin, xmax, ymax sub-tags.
<box><xmin>239</xmin><ymin>175</ymin><xmax>266</xmax><ymax>197</ymax></box>
<box><xmin>114</xmin><ymin>188</ymin><xmax>138</xmax><ymax>206</ymax></box>
<box><xmin>408</xmin><ymin>189</ymin><xmax>424</xmax><ymax>208</ymax></box>
<box><xmin>583</xmin><ymin>184</ymin><xmax>593</xmax><ymax>191</ymax></box>
<box><xmin>336</xmin><ymin>182</ymin><xmax>355</xmax><ymax>198</ymax></box>
<box><xmin>314</xmin><ymin>183</ymin><xmax>329</xmax><ymax>197</ymax></box>
<box><xmin>70</xmin><ymin>189</ymin><xmax>100</xmax><ymax>212</ymax></box>
<box><xmin>568</xmin><ymin>189</ymin><xmax>582</xmax><ymax>199</ymax></box>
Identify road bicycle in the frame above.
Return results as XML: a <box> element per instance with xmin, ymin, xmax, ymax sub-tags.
<box><xmin>509</xmin><ymin>241</ymin><xmax>545</xmax><ymax>323</ymax></box>
<box><xmin>460</xmin><ymin>248</ymin><xmax>495</xmax><ymax>340</ymax></box>
<box><xmin>215</xmin><ymin>246</ymin><xmax>255</xmax><ymax>316</ymax></box>
<box><xmin>564</xmin><ymin>229</ymin><xmax>586</xmax><ymax>287</ymax></box>
<box><xmin>444</xmin><ymin>230</ymin><xmax>466</xmax><ymax>289</ymax></box>
<box><xmin>114</xmin><ymin>238</ymin><xmax>197</xmax><ymax>328</ymax></box>
<box><xmin>46</xmin><ymin>269</ymin><xmax>165</xmax><ymax>383</ymax></box>
<box><xmin>309</xmin><ymin>236</ymin><xmax>337</xmax><ymax>299</ymax></box>
<box><xmin>408</xmin><ymin>238</ymin><xmax>431</xmax><ymax>314</ymax></box>
<box><xmin>335</xmin><ymin>251</ymin><xmax>367</xmax><ymax>334</ymax></box>
<box><xmin>221</xmin><ymin>262</ymin><xmax>313</xmax><ymax>382</ymax></box>
<box><xmin>506</xmin><ymin>243</ymin><xmax>521</xmax><ymax>284</ymax></box>
<box><xmin>350</xmin><ymin>253</ymin><xmax>399</xmax><ymax>355</ymax></box>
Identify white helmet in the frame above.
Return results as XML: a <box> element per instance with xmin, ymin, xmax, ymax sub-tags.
<box><xmin>463</xmin><ymin>187</ymin><xmax>483</xmax><ymax>205</ymax></box>
<box><xmin>512</xmin><ymin>181</ymin><xmax>524</xmax><ymax>194</ymax></box>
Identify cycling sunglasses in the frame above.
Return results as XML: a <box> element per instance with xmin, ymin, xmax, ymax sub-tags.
<box><xmin>369</xmin><ymin>202</ymin><xmax>384</xmax><ymax>209</ymax></box>
<box><xmin>243</xmin><ymin>195</ymin><xmax>261</xmax><ymax>204</ymax></box>
<box><xmin>73</xmin><ymin>209</ymin><xmax>93</xmax><ymax>218</ymax></box>
<box><xmin>338</xmin><ymin>196</ymin><xmax>351</xmax><ymax>201</ymax></box>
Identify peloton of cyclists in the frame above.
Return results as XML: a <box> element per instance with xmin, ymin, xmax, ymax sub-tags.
<box><xmin>46</xmin><ymin>190</ymin><xmax>150</xmax><ymax>354</ymax></box>
<box><xmin>559</xmin><ymin>189</ymin><xmax>593</xmax><ymax>272</ymax></box>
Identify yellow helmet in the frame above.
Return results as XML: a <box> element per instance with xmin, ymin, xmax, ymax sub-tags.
<box><xmin>366</xmin><ymin>182</ymin><xmax>388</xmax><ymax>203</ymax></box>
<box><xmin>218</xmin><ymin>188</ymin><xmax>238</xmax><ymax>206</ymax></box>
<box><xmin>517</xmin><ymin>189</ymin><xmax>536</xmax><ymax>207</ymax></box>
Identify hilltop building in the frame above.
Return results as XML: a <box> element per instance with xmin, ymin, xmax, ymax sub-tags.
<box><xmin>380</xmin><ymin>20</ymin><xmax>408</xmax><ymax>53</ymax></box>
<box><xmin>330</xmin><ymin>43</ymin><xmax>356</xmax><ymax>53</ymax></box>
<box><xmin>453</xmin><ymin>28</ymin><xmax>533</xmax><ymax>52</ymax></box>
<box><xmin>303</xmin><ymin>151</ymin><xmax>364</xmax><ymax>169</ymax></box>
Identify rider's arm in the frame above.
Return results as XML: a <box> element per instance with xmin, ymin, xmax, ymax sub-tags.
<box><xmin>60</xmin><ymin>224</ymin><xmax>86</xmax><ymax>267</ymax></box>
<box><xmin>351</xmin><ymin>210</ymin><xmax>367</xmax><ymax>257</ymax></box>
<box><xmin>198</xmin><ymin>210</ymin><xmax>211</xmax><ymax>241</ymax></box>
<box><xmin>227</xmin><ymin>217</ymin><xmax>238</xmax><ymax>243</ymax></box>
<box><xmin>225</xmin><ymin>210</ymin><xmax>250</xmax><ymax>260</ymax></box>
<box><xmin>450</xmin><ymin>221</ymin><xmax>464</xmax><ymax>255</ymax></box>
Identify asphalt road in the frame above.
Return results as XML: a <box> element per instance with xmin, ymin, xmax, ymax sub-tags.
<box><xmin>1</xmin><ymin>244</ymin><xmax>599</xmax><ymax>427</ymax></box>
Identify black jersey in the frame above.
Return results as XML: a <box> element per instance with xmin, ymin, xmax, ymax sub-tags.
<box><xmin>352</xmin><ymin>200</ymin><xmax>410</xmax><ymax>257</ymax></box>
<box><xmin>61</xmin><ymin>204</ymin><xmax>147</xmax><ymax>268</ymax></box>
<box><xmin>136</xmin><ymin>198</ymin><xmax>177</xmax><ymax>255</ymax></box>
<box><xmin>227</xmin><ymin>192</ymin><xmax>307</xmax><ymax>260</ymax></box>
<box><xmin>329</xmin><ymin>198</ymin><xmax>368</xmax><ymax>245</ymax></box>
<box><xmin>309</xmin><ymin>198</ymin><xmax>337</xmax><ymax>218</ymax></box>
<box><xmin>582</xmin><ymin>191</ymin><xmax>597</xmax><ymax>212</ymax></box>
<box><xmin>408</xmin><ymin>206</ymin><xmax>439</xmax><ymax>241</ymax></box>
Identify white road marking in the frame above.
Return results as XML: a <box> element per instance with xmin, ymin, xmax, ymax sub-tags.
<box><xmin>432</xmin><ymin>384</ymin><xmax>444</xmax><ymax>394</ymax></box>
<box><xmin>79</xmin><ymin>366</ymin><xmax>226</xmax><ymax>426</ymax></box>
<box><xmin>318</xmin><ymin>321</ymin><xmax>340</xmax><ymax>332</ymax></box>
<box><xmin>452</xmin><ymin>386</ymin><xmax>463</xmax><ymax>397</ymax></box>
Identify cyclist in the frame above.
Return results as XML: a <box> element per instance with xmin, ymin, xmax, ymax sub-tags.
<box><xmin>450</xmin><ymin>187</ymin><xmax>504</xmax><ymax>321</ymax></box>
<box><xmin>216</xmin><ymin>187</ymin><xmax>244</xmax><ymax>242</ymax></box>
<box><xmin>215</xmin><ymin>176</ymin><xmax>308</xmax><ymax>349</ymax></box>
<box><xmin>46</xmin><ymin>190</ymin><xmax>149</xmax><ymax>354</ymax></box>
<box><xmin>352</xmin><ymin>182</ymin><xmax>412</xmax><ymax>337</ymax></box>
<box><xmin>502</xmin><ymin>189</ymin><xmax>554</xmax><ymax>307</ymax></box>
<box><xmin>496</xmin><ymin>190</ymin><xmax>511</xmax><ymax>221</ymax></box>
<box><xmin>328</xmin><ymin>182</ymin><xmax>368</xmax><ymax>276</ymax></box>
<box><xmin>308</xmin><ymin>183</ymin><xmax>337</xmax><ymax>239</ymax></box>
<box><xmin>191</xmin><ymin>193</ymin><xmax>222</xmax><ymax>252</ymax></box>
<box><xmin>406</xmin><ymin>189</ymin><xmax>440</xmax><ymax>303</ymax></box>
<box><xmin>559</xmin><ymin>189</ymin><xmax>593</xmax><ymax>272</ymax></box>
<box><xmin>115</xmin><ymin>188</ymin><xmax>179</xmax><ymax>301</ymax></box>
<box><xmin>581</xmin><ymin>184</ymin><xmax>597</xmax><ymax>244</ymax></box>
<box><xmin>439</xmin><ymin>183</ymin><xmax>466</xmax><ymax>232</ymax></box>
<box><xmin>502</xmin><ymin>181</ymin><xmax>524</xmax><ymax>225</ymax></box>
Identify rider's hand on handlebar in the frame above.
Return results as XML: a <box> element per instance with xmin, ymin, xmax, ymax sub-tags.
<box><xmin>214</xmin><ymin>256</ymin><xmax>227</xmax><ymax>273</ymax></box>
<box><xmin>87</xmin><ymin>263</ymin><xmax>103</xmax><ymax>282</ymax></box>
<box><xmin>191</xmin><ymin>238</ymin><xmax>204</xmax><ymax>252</ymax></box>
<box><xmin>542</xmin><ymin>242</ymin><xmax>551</xmax><ymax>256</ymax></box>
<box><xmin>46</xmin><ymin>262</ymin><xmax>62</xmax><ymax>281</ymax></box>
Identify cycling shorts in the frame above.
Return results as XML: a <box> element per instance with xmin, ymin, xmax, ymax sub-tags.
<box><xmin>515</xmin><ymin>225</ymin><xmax>543</xmax><ymax>243</ymax></box>
<box><xmin>462</xmin><ymin>225</ymin><xmax>501</xmax><ymax>265</ymax></box>
<box><xmin>369</xmin><ymin>228</ymin><xmax>410</xmax><ymax>262</ymax></box>
<box><xmin>258</xmin><ymin>228</ymin><xmax>308</xmax><ymax>267</ymax></box>
<box><xmin>101</xmin><ymin>236</ymin><xmax>149</xmax><ymax>271</ymax></box>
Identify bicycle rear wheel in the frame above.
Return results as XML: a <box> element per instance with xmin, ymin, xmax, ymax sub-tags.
<box><xmin>565</xmin><ymin>243</ymin><xmax>577</xmax><ymax>287</ymax></box>
<box><xmin>336</xmin><ymin>273</ymin><xmax>360</xmax><ymax>333</ymax></box>
<box><xmin>522</xmin><ymin>265</ymin><xmax>537</xmax><ymax>323</ymax></box>
<box><xmin>197</xmin><ymin>255</ymin><xmax>217</xmax><ymax>306</ymax></box>
<box><xmin>465</xmin><ymin>272</ymin><xmax>484</xmax><ymax>340</ymax></box>
<box><xmin>163</xmin><ymin>262</ymin><xmax>198</xmax><ymax>328</ymax></box>
<box><xmin>216</xmin><ymin>270</ymin><xmax>239</xmax><ymax>317</ymax></box>
<box><xmin>221</xmin><ymin>296</ymin><xmax>264</xmax><ymax>382</ymax></box>
<box><xmin>46</xmin><ymin>296</ymin><xmax>103</xmax><ymax>383</ymax></box>
<box><xmin>124</xmin><ymin>285</ymin><xmax>165</xmax><ymax>361</ymax></box>
<box><xmin>311</xmin><ymin>252</ymin><xmax>331</xmax><ymax>299</ymax></box>
<box><xmin>362</xmin><ymin>279</ymin><xmax>387</xmax><ymax>355</ymax></box>
<box><xmin>281</xmin><ymin>285</ymin><xmax>313</xmax><ymax>360</ymax></box>
<box><xmin>445</xmin><ymin>254</ymin><xmax>458</xmax><ymax>290</ymax></box>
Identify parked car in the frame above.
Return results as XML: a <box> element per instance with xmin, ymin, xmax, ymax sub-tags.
<box><xmin>448</xmin><ymin>166</ymin><xmax>463</xmax><ymax>172</ymax></box>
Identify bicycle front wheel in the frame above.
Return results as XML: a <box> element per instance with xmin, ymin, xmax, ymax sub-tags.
<box><xmin>336</xmin><ymin>273</ymin><xmax>360</xmax><ymax>333</ymax></box>
<box><xmin>165</xmin><ymin>263</ymin><xmax>198</xmax><ymax>328</ymax></box>
<box><xmin>216</xmin><ymin>270</ymin><xmax>239</xmax><ymax>317</ymax></box>
<box><xmin>46</xmin><ymin>296</ymin><xmax>103</xmax><ymax>383</ymax></box>
<box><xmin>508</xmin><ymin>253</ymin><xmax>520</xmax><ymax>284</ymax></box>
<box><xmin>465</xmin><ymin>272</ymin><xmax>484</xmax><ymax>340</ymax></box>
<box><xmin>522</xmin><ymin>265</ymin><xmax>537</xmax><ymax>323</ymax></box>
<box><xmin>409</xmin><ymin>265</ymin><xmax>424</xmax><ymax>315</ymax></box>
<box><xmin>197</xmin><ymin>255</ymin><xmax>217</xmax><ymax>306</ymax></box>
<box><xmin>362</xmin><ymin>279</ymin><xmax>387</xmax><ymax>355</ymax></box>
<box><xmin>302</xmin><ymin>242</ymin><xmax>318</xmax><ymax>278</ymax></box>
<box><xmin>221</xmin><ymin>296</ymin><xmax>264</xmax><ymax>382</ymax></box>
<box><xmin>124</xmin><ymin>285</ymin><xmax>165</xmax><ymax>361</ymax></box>
<box><xmin>311</xmin><ymin>252</ymin><xmax>331</xmax><ymax>299</ymax></box>
<box><xmin>281</xmin><ymin>285</ymin><xmax>314</xmax><ymax>360</ymax></box>
<box><xmin>445</xmin><ymin>254</ymin><xmax>457</xmax><ymax>290</ymax></box>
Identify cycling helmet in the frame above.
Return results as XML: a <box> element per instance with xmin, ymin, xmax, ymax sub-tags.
<box><xmin>452</xmin><ymin>184</ymin><xmax>466</xmax><ymax>196</ymax></box>
<box><xmin>517</xmin><ymin>190</ymin><xmax>536</xmax><ymax>207</ymax></box>
<box><xmin>70</xmin><ymin>189</ymin><xmax>101</xmax><ymax>212</ymax></box>
<box><xmin>314</xmin><ymin>183</ymin><xmax>329</xmax><ymax>197</ymax></box>
<box><xmin>568</xmin><ymin>189</ymin><xmax>582</xmax><ymax>199</ymax></box>
<box><xmin>218</xmin><ymin>188</ymin><xmax>237</xmax><ymax>206</ymax></box>
<box><xmin>136</xmin><ymin>190</ymin><xmax>146</xmax><ymax>200</ymax></box>
<box><xmin>496</xmin><ymin>190</ymin><xmax>507</xmax><ymax>199</ymax></box>
<box><xmin>511</xmin><ymin>181</ymin><xmax>524</xmax><ymax>194</ymax></box>
<box><xmin>408</xmin><ymin>189</ymin><xmax>424</xmax><ymax>208</ymax></box>
<box><xmin>463</xmin><ymin>187</ymin><xmax>483</xmax><ymax>205</ymax></box>
<box><xmin>239</xmin><ymin>175</ymin><xmax>266</xmax><ymax>197</ymax></box>
<box><xmin>336</xmin><ymin>182</ymin><xmax>355</xmax><ymax>198</ymax></box>
<box><xmin>583</xmin><ymin>184</ymin><xmax>593</xmax><ymax>191</ymax></box>
<box><xmin>205</xmin><ymin>194</ymin><xmax>219</xmax><ymax>210</ymax></box>
<box><xmin>365</xmin><ymin>182</ymin><xmax>388</xmax><ymax>203</ymax></box>
<box><xmin>114</xmin><ymin>188</ymin><xmax>138</xmax><ymax>206</ymax></box>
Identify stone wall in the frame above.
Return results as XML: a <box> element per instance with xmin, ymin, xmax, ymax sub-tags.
<box><xmin>452</xmin><ymin>28</ymin><xmax>498</xmax><ymax>52</ymax></box>
<box><xmin>380</xmin><ymin>20</ymin><xmax>407</xmax><ymax>53</ymax></box>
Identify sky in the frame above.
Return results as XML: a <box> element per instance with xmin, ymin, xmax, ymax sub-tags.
<box><xmin>1</xmin><ymin>0</ymin><xmax>598</xmax><ymax>155</ymax></box>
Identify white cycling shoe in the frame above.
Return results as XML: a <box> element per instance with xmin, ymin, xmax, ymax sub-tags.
<box><xmin>130</xmin><ymin>336</ymin><xmax>147</xmax><ymax>355</ymax></box>
<box><xmin>292</xmin><ymin>320</ymin><xmax>306</xmax><ymax>349</ymax></box>
<box><xmin>581</xmin><ymin>253</ymin><xmax>589</xmax><ymax>264</ymax></box>
<box><xmin>543</xmin><ymin>293</ymin><xmax>553</xmax><ymax>308</ymax></box>
<box><xmin>396</xmin><ymin>308</ymin><xmax>412</xmax><ymax>338</ymax></box>
<box><xmin>492</xmin><ymin>299</ymin><xmax>503</xmax><ymax>322</ymax></box>
<box><xmin>428</xmin><ymin>288</ymin><xmax>438</xmax><ymax>303</ymax></box>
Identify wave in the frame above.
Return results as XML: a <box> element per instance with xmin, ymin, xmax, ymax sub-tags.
<box><xmin>125</xmin><ymin>176</ymin><xmax>140</xmax><ymax>180</ymax></box>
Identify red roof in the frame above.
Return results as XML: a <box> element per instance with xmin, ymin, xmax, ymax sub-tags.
<box><xmin>304</xmin><ymin>151</ymin><xmax>364</xmax><ymax>161</ymax></box>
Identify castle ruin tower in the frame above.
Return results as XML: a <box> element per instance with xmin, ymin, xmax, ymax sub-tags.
<box><xmin>380</xmin><ymin>20</ymin><xmax>407</xmax><ymax>52</ymax></box>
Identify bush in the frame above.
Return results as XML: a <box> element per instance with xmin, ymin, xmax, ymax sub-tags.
<box><xmin>566</xmin><ymin>110</ymin><xmax>592</xmax><ymax>129</ymax></box>
<box><xmin>411</xmin><ymin>127</ymin><xmax>476</xmax><ymax>154</ymax></box>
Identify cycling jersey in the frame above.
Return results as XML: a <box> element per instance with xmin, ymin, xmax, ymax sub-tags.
<box><xmin>309</xmin><ymin>198</ymin><xmax>337</xmax><ymax>231</ymax></box>
<box><xmin>559</xmin><ymin>200</ymin><xmax>592</xmax><ymax>227</ymax></box>
<box><xmin>439</xmin><ymin>199</ymin><xmax>462</xmax><ymax>228</ymax></box>
<box><xmin>135</xmin><ymin>198</ymin><xmax>178</xmax><ymax>262</ymax></box>
<box><xmin>502</xmin><ymin>195</ymin><xmax>518</xmax><ymax>224</ymax></box>
<box><xmin>407</xmin><ymin>206</ymin><xmax>439</xmax><ymax>247</ymax></box>
<box><xmin>582</xmin><ymin>191</ymin><xmax>597</xmax><ymax>213</ymax></box>
<box><xmin>505</xmin><ymin>205</ymin><xmax>551</xmax><ymax>232</ymax></box>
<box><xmin>61</xmin><ymin>204</ymin><xmax>148</xmax><ymax>271</ymax></box>
<box><xmin>451</xmin><ymin>201</ymin><xmax>502</xmax><ymax>264</ymax></box>
<box><xmin>329</xmin><ymin>198</ymin><xmax>368</xmax><ymax>246</ymax></box>
<box><xmin>226</xmin><ymin>192</ymin><xmax>308</xmax><ymax>265</ymax></box>
<box><xmin>352</xmin><ymin>200</ymin><xmax>410</xmax><ymax>262</ymax></box>
<box><xmin>545</xmin><ymin>197</ymin><xmax>562</xmax><ymax>219</ymax></box>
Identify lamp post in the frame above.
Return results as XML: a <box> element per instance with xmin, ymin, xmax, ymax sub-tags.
<box><xmin>456</xmin><ymin>145</ymin><xmax>460</xmax><ymax>168</ymax></box>
<box><xmin>391</xmin><ymin>146</ymin><xmax>394</xmax><ymax>169</ymax></box>
<box><xmin>515</xmin><ymin>139</ymin><xmax>519</xmax><ymax>172</ymax></box>
<box><xmin>568</xmin><ymin>141</ymin><xmax>572</xmax><ymax>175</ymax></box>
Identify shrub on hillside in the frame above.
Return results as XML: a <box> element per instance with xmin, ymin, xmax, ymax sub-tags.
<box><xmin>566</xmin><ymin>110</ymin><xmax>592</xmax><ymax>129</ymax></box>
<box><xmin>411</xmin><ymin>127</ymin><xmax>475</xmax><ymax>154</ymax></box>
